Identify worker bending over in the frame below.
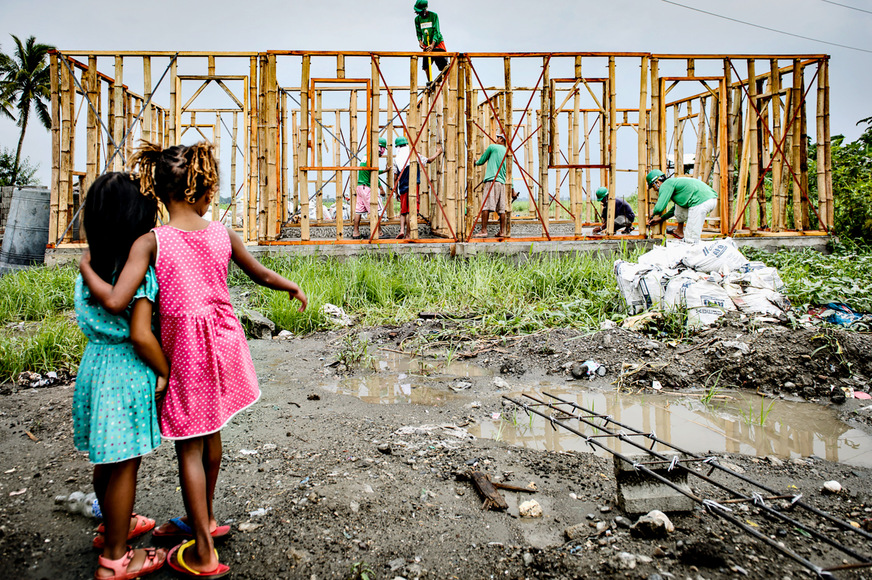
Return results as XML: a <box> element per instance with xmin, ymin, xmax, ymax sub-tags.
<box><xmin>592</xmin><ymin>187</ymin><xmax>635</xmax><ymax>235</ymax></box>
<box><xmin>645</xmin><ymin>170</ymin><xmax>717</xmax><ymax>243</ymax></box>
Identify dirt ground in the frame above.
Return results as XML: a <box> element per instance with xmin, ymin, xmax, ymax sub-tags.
<box><xmin>1</xmin><ymin>314</ymin><xmax>871</xmax><ymax>580</ymax></box>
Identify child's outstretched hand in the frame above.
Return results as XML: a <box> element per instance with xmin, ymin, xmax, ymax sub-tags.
<box><xmin>155</xmin><ymin>375</ymin><xmax>168</xmax><ymax>401</ymax></box>
<box><xmin>290</xmin><ymin>285</ymin><xmax>308</xmax><ymax>312</ymax></box>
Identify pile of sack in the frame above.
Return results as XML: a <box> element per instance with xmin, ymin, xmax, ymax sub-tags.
<box><xmin>614</xmin><ymin>238</ymin><xmax>790</xmax><ymax>327</ymax></box>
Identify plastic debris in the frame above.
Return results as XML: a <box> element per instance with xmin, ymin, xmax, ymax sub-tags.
<box><xmin>55</xmin><ymin>491</ymin><xmax>102</xmax><ymax>518</ymax></box>
<box><xmin>822</xmin><ymin>480</ymin><xmax>842</xmax><ymax>494</ymax></box>
<box><xmin>321</xmin><ymin>303</ymin><xmax>354</xmax><ymax>327</ymax></box>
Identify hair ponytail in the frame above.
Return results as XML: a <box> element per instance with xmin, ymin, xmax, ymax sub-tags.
<box><xmin>184</xmin><ymin>142</ymin><xmax>219</xmax><ymax>205</ymax></box>
<box><xmin>129</xmin><ymin>141</ymin><xmax>164</xmax><ymax>201</ymax></box>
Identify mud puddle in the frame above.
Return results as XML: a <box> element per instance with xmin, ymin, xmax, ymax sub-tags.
<box><xmin>475</xmin><ymin>385</ymin><xmax>872</xmax><ymax>468</ymax></box>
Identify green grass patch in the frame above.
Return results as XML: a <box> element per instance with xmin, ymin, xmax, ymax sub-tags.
<box><xmin>0</xmin><ymin>315</ymin><xmax>86</xmax><ymax>380</ymax></box>
<box><xmin>742</xmin><ymin>242</ymin><xmax>872</xmax><ymax>312</ymax></box>
<box><xmin>233</xmin><ymin>247</ymin><xmax>643</xmax><ymax>335</ymax></box>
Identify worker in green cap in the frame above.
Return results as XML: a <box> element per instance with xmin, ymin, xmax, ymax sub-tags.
<box><xmin>592</xmin><ymin>186</ymin><xmax>635</xmax><ymax>235</ymax></box>
<box><xmin>645</xmin><ymin>170</ymin><xmax>717</xmax><ymax>243</ymax></box>
<box><xmin>414</xmin><ymin>0</ymin><xmax>447</xmax><ymax>83</ymax></box>
<box><xmin>473</xmin><ymin>133</ymin><xmax>510</xmax><ymax>238</ymax></box>
<box><xmin>352</xmin><ymin>137</ymin><xmax>388</xmax><ymax>239</ymax></box>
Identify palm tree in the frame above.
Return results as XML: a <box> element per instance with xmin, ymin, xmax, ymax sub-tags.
<box><xmin>0</xmin><ymin>35</ymin><xmax>54</xmax><ymax>187</ymax></box>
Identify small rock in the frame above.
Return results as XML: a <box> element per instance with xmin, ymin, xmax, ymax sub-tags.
<box><xmin>721</xmin><ymin>462</ymin><xmax>745</xmax><ymax>474</ymax></box>
<box><xmin>599</xmin><ymin>505</ymin><xmax>611</xmax><ymax>513</ymax></box>
<box><xmin>388</xmin><ymin>558</ymin><xmax>406</xmax><ymax>571</ymax></box>
<box><xmin>610</xmin><ymin>551</ymin><xmax>636</xmax><ymax>570</ymax></box>
<box><xmin>614</xmin><ymin>516</ymin><xmax>632</xmax><ymax>529</ymax></box>
<box><xmin>822</xmin><ymin>480</ymin><xmax>842</xmax><ymax>494</ymax></box>
<box><xmin>238</xmin><ymin>522</ymin><xmax>261</xmax><ymax>532</ymax></box>
<box><xmin>519</xmin><ymin>500</ymin><xmax>542</xmax><ymax>518</ymax></box>
<box><xmin>522</xmin><ymin>552</ymin><xmax>534</xmax><ymax>566</ymax></box>
<box><xmin>647</xmin><ymin>575</ymin><xmax>664</xmax><ymax>580</ymax></box>
<box><xmin>377</xmin><ymin>443</ymin><xmax>391</xmax><ymax>455</ymax></box>
<box><xmin>830</xmin><ymin>390</ymin><xmax>847</xmax><ymax>404</ymax></box>
<box><xmin>631</xmin><ymin>510</ymin><xmax>674</xmax><ymax>539</ymax></box>
<box><xmin>783</xmin><ymin>381</ymin><xmax>796</xmax><ymax>390</ymax></box>
<box><xmin>493</xmin><ymin>377</ymin><xmax>510</xmax><ymax>390</ymax></box>
<box><xmin>651</xmin><ymin>546</ymin><xmax>668</xmax><ymax>558</ymax></box>
<box><xmin>564</xmin><ymin>523</ymin><xmax>587</xmax><ymax>541</ymax></box>
<box><xmin>766</xmin><ymin>456</ymin><xmax>784</xmax><ymax>467</ymax></box>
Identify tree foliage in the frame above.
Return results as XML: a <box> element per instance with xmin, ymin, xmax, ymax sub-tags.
<box><xmin>0</xmin><ymin>148</ymin><xmax>38</xmax><ymax>187</ymax></box>
<box><xmin>831</xmin><ymin>117</ymin><xmax>872</xmax><ymax>243</ymax></box>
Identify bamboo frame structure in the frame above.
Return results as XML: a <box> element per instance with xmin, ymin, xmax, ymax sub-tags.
<box><xmin>46</xmin><ymin>50</ymin><xmax>832</xmax><ymax>247</ymax></box>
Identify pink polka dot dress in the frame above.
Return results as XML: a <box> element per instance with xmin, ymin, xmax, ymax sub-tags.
<box><xmin>153</xmin><ymin>221</ymin><xmax>260</xmax><ymax>439</ymax></box>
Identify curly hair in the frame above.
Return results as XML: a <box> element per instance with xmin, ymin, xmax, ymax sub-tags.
<box><xmin>128</xmin><ymin>140</ymin><xmax>219</xmax><ymax>205</ymax></box>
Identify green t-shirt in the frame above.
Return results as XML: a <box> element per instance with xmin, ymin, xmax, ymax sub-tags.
<box><xmin>652</xmin><ymin>177</ymin><xmax>717</xmax><ymax>220</ymax></box>
<box><xmin>357</xmin><ymin>158</ymin><xmax>372</xmax><ymax>187</ymax></box>
<box><xmin>475</xmin><ymin>144</ymin><xmax>508</xmax><ymax>184</ymax></box>
<box><xmin>415</xmin><ymin>12</ymin><xmax>444</xmax><ymax>46</ymax></box>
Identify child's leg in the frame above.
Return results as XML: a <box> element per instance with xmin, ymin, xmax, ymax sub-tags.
<box><xmin>94</xmin><ymin>458</ymin><xmax>163</xmax><ymax>578</ymax></box>
<box><xmin>202</xmin><ymin>431</ymin><xmax>222</xmax><ymax>528</ymax></box>
<box><xmin>175</xmin><ymin>437</ymin><xmax>219</xmax><ymax>572</ymax></box>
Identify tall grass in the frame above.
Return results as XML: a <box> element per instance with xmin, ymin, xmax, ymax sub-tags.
<box><xmin>742</xmin><ymin>243</ymin><xmax>872</xmax><ymax>311</ymax></box>
<box><xmin>0</xmin><ymin>265</ymin><xmax>78</xmax><ymax>323</ymax></box>
<box><xmin>234</xmin><ymin>248</ymin><xmax>641</xmax><ymax>335</ymax></box>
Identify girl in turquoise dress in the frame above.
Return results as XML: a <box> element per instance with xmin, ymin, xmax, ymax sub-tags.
<box><xmin>74</xmin><ymin>173</ymin><xmax>168</xmax><ymax>580</ymax></box>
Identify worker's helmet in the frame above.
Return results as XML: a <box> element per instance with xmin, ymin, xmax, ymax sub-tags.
<box><xmin>414</xmin><ymin>0</ymin><xmax>428</xmax><ymax>13</ymax></box>
<box><xmin>645</xmin><ymin>169</ymin><xmax>666</xmax><ymax>187</ymax></box>
<box><xmin>395</xmin><ymin>136</ymin><xmax>409</xmax><ymax>147</ymax></box>
<box><xmin>378</xmin><ymin>137</ymin><xmax>387</xmax><ymax>148</ymax></box>
<box><xmin>595</xmin><ymin>187</ymin><xmax>609</xmax><ymax>202</ymax></box>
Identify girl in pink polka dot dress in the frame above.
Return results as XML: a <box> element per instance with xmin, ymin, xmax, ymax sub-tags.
<box><xmin>81</xmin><ymin>141</ymin><xmax>307</xmax><ymax>578</ymax></box>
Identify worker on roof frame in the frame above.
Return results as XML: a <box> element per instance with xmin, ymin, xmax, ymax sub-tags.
<box><xmin>414</xmin><ymin>0</ymin><xmax>448</xmax><ymax>84</ymax></box>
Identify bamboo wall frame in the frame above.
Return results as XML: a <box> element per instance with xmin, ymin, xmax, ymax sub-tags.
<box><xmin>47</xmin><ymin>50</ymin><xmax>832</xmax><ymax>247</ymax></box>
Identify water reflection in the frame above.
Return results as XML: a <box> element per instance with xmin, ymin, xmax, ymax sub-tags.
<box><xmin>470</xmin><ymin>387</ymin><xmax>872</xmax><ymax>468</ymax></box>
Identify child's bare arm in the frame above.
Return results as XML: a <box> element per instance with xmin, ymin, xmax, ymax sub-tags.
<box><xmin>228</xmin><ymin>227</ymin><xmax>307</xmax><ymax>312</ymax></box>
<box><xmin>80</xmin><ymin>233</ymin><xmax>156</xmax><ymax>314</ymax></box>
<box><xmin>129</xmin><ymin>298</ymin><xmax>170</xmax><ymax>399</ymax></box>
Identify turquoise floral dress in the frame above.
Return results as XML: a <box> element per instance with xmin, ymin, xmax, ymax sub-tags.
<box><xmin>73</xmin><ymin>267</ymin><xmax>161</xmax><ymax>464</ymax></box>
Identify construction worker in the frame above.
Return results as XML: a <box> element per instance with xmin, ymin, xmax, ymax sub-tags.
<box><xmin>414</xmin><ymin>0</ymin><xmax>447</xmax><ymax>84</ymax></box>
<box><xmin>352</xmin><ymin>137</ymin><xmax>387</xmax><ymax>239</ymax></box>
<box><xmin>393</xmin><ymin>136</ymin><xmax>442</xmax><ymax>239</ymax></box>
<box><xmin>473</xmin><ymin>134</ymin><xmax>510</xmax><ymax>238</ymax></box>
<box><xmin>592</xmin><ymin>187</ymin><xmax>635</xmax><ymax>235</ymax></box>
<box><xmin>645</xmin><ymin>170</ymin><xmax>717</xmax><ymax>243</ymax></box>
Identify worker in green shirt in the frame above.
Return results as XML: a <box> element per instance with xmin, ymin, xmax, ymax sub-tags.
<box><xmin>352</xmin><ymin>137</ymin><xmax>387</xmax><ymax>239</ymax></box>
<box><xmin>413</xmin><ymin>0</ymin><xmax>447</xmax><ymax>83</ymax></box>
<box><xmin>645</xmin><ymin>170</ymin><xmax>718</xmax><ymax>243</ymax></box>
<box><xmin>473</xmin><ymin>134</ymin><xmax>510</xmax><ymax>238</ymax></box>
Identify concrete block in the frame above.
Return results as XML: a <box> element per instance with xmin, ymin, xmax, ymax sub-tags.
<box><xmin>613</xmin><ymin>451</ymin><xmax>695</xmax><ymax>515</ymax></box>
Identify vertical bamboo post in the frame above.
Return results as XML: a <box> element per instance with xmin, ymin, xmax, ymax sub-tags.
<box><xmin>58</xmin><ymin>59</ymin><xmax>71</xmax><ymax>242</ymax></box>
<box><xmin>369</xmin><ymin>55</ymin><xmax>380</xmax><ymax>239</ymax></box>
<box><xmin>246</xmin><ymin>56</ymin><xmax>257</xmax><ymax>241</ymax></box>
<box><xmin>571</xmin><ymin>56</ymin><xmax>582</xmax><ymax>234</ymax></box>
<box><xmin>638</xmin><ymin>56</ymin><xmax>649</xmax><ymax>235</ymax></box>
<box><xmin>298</xmin><ymin>55</ymin><xmax>311</xmax><ymax>241</ymax></box>
<box><xmin>289</xmin><ymin>111</ymin><xmax>298</xmax><ymax>219</ymax></box>
<box><xmin>504</xmin><ymin>56</ymin><xmax>513</xmax><ymax>236</ymax></box>
<box><xmin>445</xmin><ymin>59</ymin><xmax>459</xmax><ymax>235</ymax></box>
<box><xmin>409</xmin><ymin>56</ymin><xmax>419</xmax><ymax>239</ymax></box>
<box><xmin>112</xmin><ymin>56</ymin><xmax>124</xmax><ymax>171</ymax></box>
<box><xmin>822</xmin><ymin>59</ymin><xmax>833</xmax><ymax>229</ymax></box>
<box><xmin>539</xmin><ymin>57</ymin><xmax>550</xmax><ymax>235</ymax></box>
<box><xmin>734</xmin><ymin>102</ymin><xmax>752</xmax><ymax>232</ymax></box>
<box><xmin>65</xmin><ymin>60</ymin><xmax>76</xmax><ymax>236</ymax></box>
<box><xmin>168</xmin><ymin>58</ymin><xmax>178</xmax><ymax>146</ymax></box>
<box><xmin>256</xmin><ymin>56</ymin><xmax>268</xmax><ymax>241</ymax></box>
<box><xmin>349</xmin><ymin>89</ymin><xmax>358</xmax><ymax>227</ymax></box>
<box><xmin>791</xmin><ymin>59</ymin><xmax>806</xmax><ymax>231</ymax></box>
<box><xmin>693</xmin><ymin>98</ymin><xmax>706</xmax><ymax>180</ymax></box>
<box><xmin>48</xmin><ymin>52</ymin><xmax>60</xmax><ymax>245</ymax></box>
<box><xmin>799</xmin><ymin>63</ymin><xmax>810</xmax><ymax>231</ymax></box>
<box><xmin>280</xmin><ymin>88</ymin><xmax>288</xmax><ymax>229</ymax></box>
<box><xmin>212</xmin><ymin>115</ymin><xmax>221</xmax><ymax>221</ymax></box>
<box><xmin>724</xmin><ymin>58</ymin><xmax>737</xmax><ymax>205</ymax></box>
<box><xmin>387</xmin><ymin>88</ymin><xmax>397</xmax><ymax>220</ymax></box>
<box><xmin>464</xmin><ymin>66</ymin><xmax>475</xmax><ymax>239</ymax></box>
<box><xmin>704</xmin><ymin>95</ymin><xmax>717</xmax><ymax>183</ymax></box>
<box><xmin>769</xmin><ymin>59</ymin><xmax>782</xmax><ymax>231</ymax></box>
<box><xmin>673</xmin><ymin>104</ymin><xmax>682</xmax><ymax>176</ymax></box>
<box><xmin>335</xmin><ymin>110</ymin><xmax>344</xmax><ymax>239</ymax></box>
<box><xmin>231</xmin><ymin>111</ymin><xmax>239</xmax><ymax>228</ymax></box>
<box><xmin>583</xmin><ymin>111</ymin><xmax>592</xmax><ymax>223</ymax></box>
<box><xmin>525</xmin><ymin>113</ymin><xmax>535</xmax><ymax>218</ymax></box>
<box><xmin>815</xmin><ymin>60</ymin><xmax>827</xmax><ymax>230</ymax></box>
<box><xmin>747</xmin><ymin>60</ymin><xmax>760</xmax><ymax>232</ymax></box>
<box><xmin>314</xmin><ymin>89</ymin><xmax>323</xmax><ymax>222</ymax></box>
<box><xmin>552</xmin><ymin>109</ymin><xmax>560</xmax><ymax>221</ymax></box>
<box><xmin>605</xmin><ymin>56</ymin><xmax>617</xmax><ymax>236</ymax></box>
<box><xmin>433</xmin><ymin>86</ymin><xmax>444</xmax><ymax>233</ymax></box>
<box><xmin>718</xmin><ymin>79</ymin><xmax>729</xmax><ymax>235</ymax></box>
<box><xmin>85</xmin><ymin>57</ymin><xmax>98</xmax><ymax>200</ymax></box>
<box><xmin>141</xmin><ymin>57</ymin><xmax>152</xmax><ymax>144</ymax></box>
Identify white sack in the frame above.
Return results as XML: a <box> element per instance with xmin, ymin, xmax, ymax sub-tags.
<box><xmin>614</xmin><ymin>260</ymin><xmax>649</xmax><ymax>314</ymax></box>
<box><xmin>681</xmin><ymin>238</ymin><xmax>749</xmax><ymax>274</ymax></box>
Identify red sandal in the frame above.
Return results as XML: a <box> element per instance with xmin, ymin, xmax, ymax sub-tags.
<box><xmin>93</xmin><ymin>514</ymin><xmax>155</xmax><ymax>549</ymax></box>
<box><xmin>167</xmin><ymin>540</ymin><xmax>230</xmax><ymax>578</ymax></box>
<box><xmin>95</xmin><ymin>546</ymin><xmax>166</xmax><ymax>580</ymax></box>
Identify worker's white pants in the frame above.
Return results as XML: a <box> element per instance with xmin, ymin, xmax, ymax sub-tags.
<box><xmin>674</xmin><ymin>197</ymin><xmax>717</xmax><ymax>243</ymax></box>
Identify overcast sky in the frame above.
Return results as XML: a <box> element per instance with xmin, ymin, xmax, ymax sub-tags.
<box><xmin>1</xmin><ymin>0</ymin><xmax>869</xmax><ymax>187</ymax></box>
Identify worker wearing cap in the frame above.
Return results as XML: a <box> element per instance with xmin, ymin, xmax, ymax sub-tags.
<box><xmin>592</xmin><ymin>187</ymin><xmax>635</xmax><ymax>235</ymax></box>
<box><xmin>414</xmin><ymin>0</ymin><xmax>448</xmax><ymax>83</ymax></box>
<box><xmin>352</xmin><ymin>137</ymin><xmax>388</xmax><ymax>239</ymax></box>
<box><xmin>393</xmin><ymin>136</ymin><xmax>443</xmax><ymax>239</ymax></box>
<box><xmin>473</xmin><ymin>133</ymin><xmax>510</xmax><ymax>238</ymax></box>
<box><xmin>645</xmin><ymin>170</ymin><xmax>717</xmax><ymax>243</ymax></box>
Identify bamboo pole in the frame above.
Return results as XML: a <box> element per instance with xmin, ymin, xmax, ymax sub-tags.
<box><xmin>314</xmin><ymin>89</ymin><xmax>323</xmax><ymax>222</ymax></box>
<box><xmin>445</xmin><ymin>60</ymin><xmax>459</xmax><ymax>235</ymax></box>
<box><xmin>769</xmin><ymin>59</ymin><xmax>783</xmax><ymax>231</ymax></box>
<box><xmin>231</xmin><ymin>111</ymin><xmax>239</xmax><ymax>228</ymax></box>
<box><xmin>281</xmin><ymin>88</ymin><xmax>288</xmax><ymax>230</ymax></box>
<box><xmin>58</xmin><ymin>60</ymin><xmax>72</xmax><ymax>242</ymax></box>
<box><xmin>49</xmin><ymin>53</ymin><xmax>60</xmax><ymax>245</ymax></box>
<box><xmin>795</xmin><ymin>60</ymin><xmax>810</xmax><ymax>231</ymax></box>
<box><xmin>605</xmin><ymin>56</ymin><xmax>617</xmax><ymax>236</ymax></box>
<box><xmin>256</xmin><ymin>55</ymin><xmax>268</xmax><ymax>241</ymax></box>
<box><xmin>84</xmin><ymin>56</ymin><xmax>98</xmax><ymax>200</ymax></box>
<box><xmin>747</xmin><ymin>60</ymin><xmax>760</xmax><ymax>232</ymax></box>
<box><xmin>790</xmin><ymin>59</ymin><xmax>802</xmax><ymax>230</ymax></box>
<box><xmin>823</xmin><ymin>59</ymin><xmax>833</xmax><ymax>229</ymax></box>
<box><xmin>141</xmin><ymin>57</ymin><xmax>152</xmax><ymax>144</ymax></box>
<box><xmin>369</xmin><ymin>55</ymin><xmax>380</xmax><ymax>239</ymax></box>
<box><xmin>387</xmin><ymin>88</ymin><xmax>396</xmax><ymax>220</ymax></box>
<box><xmin>638</xmin><ymin>56</ymin><xmax>649</xmax><ymax>235</ymax></box>
<box><xmin>455</xmin><ymin>60</ymin><xmax>466</xmax><ymax>234</ymax></box>
<box><xmin>335</xmin><ymin>110</ymin><xmax>344</xmax><ymax>239</ymax></box>
<box><xmin>718</xmin><ymin>79</ymin><xmax>729</xmax><ymax>234</ymax></box>
<box><xmin>289</xmin><ymin>111</ymin><xmax>298</xmax><ymax>221</ymax></box>
<box><xmin>349</xmin><ymin>89</ymin><xmax>358</xmax><ymax>226</ymax></box>
<box><xmin>464</xmin><ymin>67</ymin><xmax>475</xmax><ymax>239</ymax></box>
<box><xmin>409</xmin><ymin>56</ymin><xmax>419</xmax><ymax>240</ymax></box>
<box><xmin>244</xmin><ymin>57</ymin><xmax>254</xmax><ymax>241</ymax></box>
<box><xmin>299</xmin><ymin>55</ymin><xmax>311</xmax><ymax>241</ymax></box>
<box><xmin>212</xmin><ymin>115</ymin><xmax>221</xmax><ymax>221</ymax></box>
<box><xmin>673</xmin><ymin>104</ymin><xmax>682</xmax><ymax>176</ymax></box>
<box><xmin>539</xmin><ymin>57</ymin><xmax>550</xmax><ymax>235</ymax></box>
<box><xmin>112</xmin><ymin>56</ymin><xmax>124</xmax><ymax>171</ymax></box>
<box><xmin>734</xmin><ymin>100</ymin><xmax>752</xmax><ymax>232</ymax></box>
<box><xmin>504</xmin><ymin>56</ymin><xmax>513</xmax><ymax>236</ymax></box>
